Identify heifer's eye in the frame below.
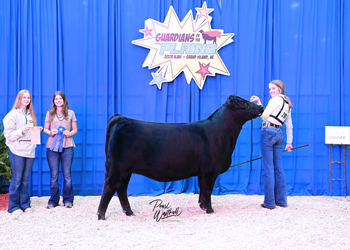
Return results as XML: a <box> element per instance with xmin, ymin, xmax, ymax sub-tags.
<box><xmin>242</xmin><ymin>102</ymin><xmax>250</xmax><ymax>110</ymax></box>
<box><xmin>240</xmin><ymin>101</ymin><xmax>249</xmax><ymax>109</ymax></box>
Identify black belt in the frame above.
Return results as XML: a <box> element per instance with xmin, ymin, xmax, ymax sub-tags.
<box><xmin>261</xmin><ymin>122</ymin><xmax>281</xmax><ymax>128</ymax></box>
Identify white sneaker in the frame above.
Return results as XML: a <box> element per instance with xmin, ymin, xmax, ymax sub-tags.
<box><xmin>24</xmin><ymin>208</ymin><xmax>33</xmax><ymax>213</ymax></box>
<box><xmin>11</xmin><ymin>209</ymin><xmax>23</xmax><ymax>215</ymax></box>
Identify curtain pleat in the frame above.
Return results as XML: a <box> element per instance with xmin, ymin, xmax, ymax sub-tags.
<box><xmin>0</xmin><ymin>0</ymin><xmax>348</xmax><ymax>196</ymax></box>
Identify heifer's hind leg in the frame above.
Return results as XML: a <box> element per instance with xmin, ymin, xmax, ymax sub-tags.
<box><xmin>116</xmin><ymin>173</ymin><xmax>134</xmax><ymax>216</ymax></box>
<box><xmin>97</xmin><ymin>182</ymin><xmax>117</xmax><ymax>220</ymax></box>
<box><xmin>198</xmin><ymin>175</ymin><xmax>217</xmax><ymax>214</ymax></box>
<box><xmin>198</xmin><ymin>177</ymin><xmax>205</xmax><ymax>206</ymax></box>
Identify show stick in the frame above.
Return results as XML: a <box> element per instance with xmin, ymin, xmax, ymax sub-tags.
<box><xmin>230</xmin><ymin>144</ymin><xmax>309</xmax><ymax>168</ymax></box>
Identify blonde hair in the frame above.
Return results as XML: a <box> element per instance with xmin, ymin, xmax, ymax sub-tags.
<box><xmin>269</xmin><ymin>80</ymin><xmax>293</xmax><ymax>110</ymax></box>
<box><xmin>12</xmin><ymin>90</ymin><xmax>37</xmax><ymax>126</ymax></box>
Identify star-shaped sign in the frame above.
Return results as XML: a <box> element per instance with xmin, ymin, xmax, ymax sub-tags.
<box><xmin>195</xmin><ymin>2</ymin><xmax>214</xmax><ymax>19</ymax></box>
<box><xmin>140</xmin><ymin>26</ymin><xmax>153</xmax><ymax>37</ymax></box>
<box><xmin>132</xmin><ymin>1</ymin><xmax>234</xmax><ymax>90</ymax></box>
<box><xmin>151</xmin><ymin>72</ymin><xmax>166</xmax><ymax>89</ymax></box>
<box><xmin>196</xmin><ymin>62</ymin><xmax>212</xmax><ymax>80</ymax></box>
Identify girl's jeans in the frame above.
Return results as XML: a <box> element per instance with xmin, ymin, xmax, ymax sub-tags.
<box><xmin>8</xmin><ymin>150</ymin><xmax>34</xmax><ymax>213</ymax></box>
<box><xmin>47</xmin><ymin>147</ymin><xmax>74</xmax><ymax>206</ymax></box>
<box><xmin>260</xmin><ymin>127</ymin><xmax>288</xmax><ymax>208</ymax></box>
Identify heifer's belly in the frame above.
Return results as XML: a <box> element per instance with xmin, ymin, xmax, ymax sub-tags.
<box><xmin>133</xmin><ymin>153</ymin><xmax>200</xmax><ymax>182</ymax></box>
<box><xmin>133</xmin><ymin>169</ymin><xmax>197</xmax><ymax>182</ymax></box>
<box><xmin>109</xmin><ymin>121</ymin><xmax>212</xmax><ymax>182</ymax></box>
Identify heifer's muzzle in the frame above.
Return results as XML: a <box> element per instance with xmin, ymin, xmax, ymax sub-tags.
<box><xmin>249</xmin><ymin>104</ymin><xmax>264</xmax><ymax>118</ymax></box>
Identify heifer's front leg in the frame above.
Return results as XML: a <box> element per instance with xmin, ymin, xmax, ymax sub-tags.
<box><xmin>97</xmin><ymin>182</ymin><xmax>117</xmax><ymax>220</ymax></box>
<box><xmin>198</xmin><ymin>175</ymin><xmax>217</xmax><ymax>214</ymax></box>
<box><xmin>116</xmin><ymin>173</ymin><xmax>134</xmax><ymax>216</ymax></box>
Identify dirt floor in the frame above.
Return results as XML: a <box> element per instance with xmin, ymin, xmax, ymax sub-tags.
<box><xmin>0</xmin><ymin>193</ymin><xmax>349</xmax><ymax>249</ymax></box>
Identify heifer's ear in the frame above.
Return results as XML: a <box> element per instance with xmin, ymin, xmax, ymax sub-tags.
<box><xmin>224</xmin><ymin>95</ymin><xmax>237</xmax><ymax>110</ymax></box>
<box><xmin>225</xmin><ymin>95</ymin><xmax>236</xmax><ymax>105</ymax></box>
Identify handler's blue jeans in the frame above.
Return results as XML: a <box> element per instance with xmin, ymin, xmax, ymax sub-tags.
<box><xmin>8</xmin><ymin>150</ymin><xmax>34</xmax><ymax>213</ymax></box>
<box><xmin>47</xmin><ymin>147</ymin><xmax>74</xmax><ymax>206</ymax></box>
<box><xmin>260</xmin><ymin>127</ymin><xmax>288</xmax><ymax>208</ymax></box>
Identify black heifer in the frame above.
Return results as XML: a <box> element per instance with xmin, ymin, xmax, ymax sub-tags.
<box><xmin>97</xmin><ymin>95</ymin><xmax>263</xmax><ymax>220</ymax></box>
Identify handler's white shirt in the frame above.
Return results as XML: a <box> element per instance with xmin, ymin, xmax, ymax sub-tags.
<box><xmin>260</xmin><ymin>95</ymin><xmax>293</xmax><ymax>144</ymax></box>
<box><xmin>3</xmin><ymin>108</ymin><xmax>36</xmax><ymax>158</ymax></box>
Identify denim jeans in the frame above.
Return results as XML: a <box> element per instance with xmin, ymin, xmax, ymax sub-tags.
<box><xmin>47</xmin><ymin>147</ymin><xmax>74</xmax><ymax>206</ymax></box>
<box><xmin>8</xmin><ymin>150</ymin><xmax>35</xmax><ymax>213</ymax></box>
<box><xmin>260</xmin><ymin>127</ymin><xmax>288</xmax><ymax>208</ymax></box>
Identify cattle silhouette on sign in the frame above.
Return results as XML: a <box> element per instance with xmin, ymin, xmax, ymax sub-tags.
<box><xmin>199</xmin><ymin>30</ymin><xmax>221</xmax><ymax>44</ymax></box>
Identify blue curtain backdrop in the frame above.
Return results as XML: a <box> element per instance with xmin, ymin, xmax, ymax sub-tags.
<box><xmin>0</xmin><ymin>0</ymin><xmax>349</xmax><ymax>197</ymax></box>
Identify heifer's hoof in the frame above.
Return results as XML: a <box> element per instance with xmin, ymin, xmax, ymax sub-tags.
<box><xmin>97</xmin><ymin>213</ymin><xmax>106</xmax><ymax>220</ymax></box>
<box><xmin>124</xmin><ymin>210</ymin><xmax>135</xmax><ymax>216</ymax></box>
<box><xmin>206</xmin><ymin>208</ymin><xmax>215</xmax><ymax>214</ymax></box>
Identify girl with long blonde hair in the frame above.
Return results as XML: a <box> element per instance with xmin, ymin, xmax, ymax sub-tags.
<box><xmin>250</xmin><ymin>80</ymin><xmax>293</xmax><ymax>209</ymax></box>
<box><xmin>3</xmin><ymin>90</ymin><xmax>40</xmax><ymax>214</ymax></box>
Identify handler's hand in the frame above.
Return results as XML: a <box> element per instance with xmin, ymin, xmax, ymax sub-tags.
<box><xmin>51</xmin><ymin>129</ymin><xmax>58</xmax><ymax>136</ymax></box>
<box><xmin>250</xmin><ymin>96</ymin><xmax>261</xmax><ymax>105</ymax></box>
<box><xmin>22</xmin><ymin>127</ymin><xmax>30</xmax><ymax>134</ymax></box>
<box><xmin>63</xmin><ymin>130</ymin><xmax>70</xmax><ymax>136</ymax></box>
<box><xmin>285</xmin><ymin>143</ymin><xmax>293</xmax><ymax>152</ymax></box>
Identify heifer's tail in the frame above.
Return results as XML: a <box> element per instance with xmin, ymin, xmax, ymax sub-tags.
<box><xmin>105</xmin><ymin>114</ymin><xmax>123</xmax><ymax>156</ymax></box>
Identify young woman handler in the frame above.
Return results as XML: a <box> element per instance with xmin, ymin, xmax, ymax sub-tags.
<box><xmin>250</xmin><ymin>80</ymin><xmax>293</xmax><ymax>209</ymax></box>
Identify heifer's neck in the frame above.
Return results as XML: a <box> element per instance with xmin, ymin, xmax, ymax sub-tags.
<box><xmin>209</xmin><ymin>105</ymin><xmax>251</xmax><ymax>137</ymax></box>
<box><xmin>208</xmin><ymin>105</ymin><xmax>252</xmax><ymax>173</ymax></box>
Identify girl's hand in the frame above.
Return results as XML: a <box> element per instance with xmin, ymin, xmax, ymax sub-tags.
<box><xmin>51</xmin><ymin>129</ymin><xmax>58</xmax><ymax>136</ymax></box>
<box><xmin>22</xmin><ymin>127</ymin><xmax>30</xmax><ymax>134</ymax></box>
<box><xmin>63</xmin><ymin>130</ymin><xmax>70</xmax><ymax>137</ymax></box>
<box><xmin>250</xmin><ymin>96</ymin><xmax>261</xmax><ymax>105</ymax></box>
<box><xmin>285</xmin><ymin>143</ymin><xmax>293</xmax><ymax>152</ymax></box>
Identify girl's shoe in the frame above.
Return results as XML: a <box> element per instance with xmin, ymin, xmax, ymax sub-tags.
<box><xmin>24</xmin><ymin>208</ymin><xmax>33</xmax><ymax>213</ymax></box>
<box><xmin>64</xmin><ymin>202</ymin><xmax>73</xmax><ymax>208</ymax></box>
<box><xmin>261</xmin><ymin>204</ymin><xmax>275</xmax><ymax>210</ymax></box>
<box><xmin>11</xmin><ymin>209</ymin><xmax>23</xmax><ymax>214</ymax></box>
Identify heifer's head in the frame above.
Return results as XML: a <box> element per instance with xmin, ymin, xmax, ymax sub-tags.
<box><xmin>224</xmin><ymin>95</ymin><xmax>264</xmax><ymax>120</ymax></box>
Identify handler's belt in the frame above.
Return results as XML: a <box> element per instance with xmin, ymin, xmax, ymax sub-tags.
<box><xmin>19</xmin><ymin>140</ymin><xmax>31</xmax><ymax>144</ymax></box>
<box><xmin>261</xmin><ymin>122</ymin><xmax>281</xmax><ymax>128</ymax></box>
